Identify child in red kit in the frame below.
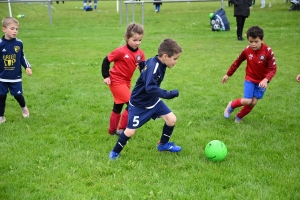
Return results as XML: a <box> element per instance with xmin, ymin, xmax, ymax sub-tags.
<box><xmin>102</xmin><ymin>23</ymin><xmax>145</xmax><ymax>135</ymax></box>
<box><xmin>222</xmin><ymin>26</ymin><xmax>277</xmax><ymax>123</ymax></box>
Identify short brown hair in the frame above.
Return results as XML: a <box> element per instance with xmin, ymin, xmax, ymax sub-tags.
<box><xmin>158</xmin><ymin>38</ymin><xmax>182</xmax><ymax>57</ymax></box>
<box><xmin>2</xmin><ymin>17</ymin><xmax>19</xmax><ymax>28</ymax></box>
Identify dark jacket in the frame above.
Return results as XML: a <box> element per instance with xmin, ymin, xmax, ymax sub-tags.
<box><xmin>153</xmin><ymin>0</ymin><xmax>162</xmax><ymax>5</ymax></box>
<box><xmin>232</xmin><ymin>0</ymin><xmax>252</xmax><ymax>17</ymax></box>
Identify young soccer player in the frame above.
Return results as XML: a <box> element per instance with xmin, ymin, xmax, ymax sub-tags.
<box><xmin>109</xmin><ymin>38</ymin><xmax>182</xmax><ymax>160</ymax></box>
<box><xmin>0</xmin><ymin>17</ymin><xmax>32</xmax><ymax>124</ymax></box>
<box><xmin>222</xmin><ymin>26</ymin><xmax>277</xmax><ymax>123</ymax></box>
<box><xmin>102</xmin><ymin>23</ymin><xmax>145</xmax><ymax>136</ymax></box>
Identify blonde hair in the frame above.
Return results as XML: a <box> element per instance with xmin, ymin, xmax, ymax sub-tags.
<box><xmin>124</xmin><ymin>23</ymin><xmax>144</xmax><ymax>40</ymax></box>
<box><xmin>2</xmin><ymin>17</ymin><xmax>19</xmax><ymax>28</ymax></box>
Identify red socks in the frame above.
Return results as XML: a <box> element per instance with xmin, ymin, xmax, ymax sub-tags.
<box><xmin>237</xmin><ymin>106</ymin><xmax>253</xmax><ymax>119</ymax></box>
<box><xmin>118</xmin><ymin>109</ymin><xmax>128</xmax><ymax>130</ymax></box>
<box><xmin>108</xmin><ymin>112</ymin><xmax>121</xmax><ymax>134</ymax></box>
<box><xmin>108</xmin><ymin>110</ymin><xmax>128</xmax><ymax>134</ymax></box>
<box><xmin>231</xmin><ymin>98</ymin><xmax>242</xmax><ymax>109</ymax></box>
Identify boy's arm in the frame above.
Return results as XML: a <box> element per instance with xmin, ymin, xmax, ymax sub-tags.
<box><xmin>144</xmin><ymin>70</ymin><xmax>179</xmax><ymax>99</ymax></box>
<box><xmin>20</xmin><ymin>50</ymin><xmax>31</xmax><ymax>69</ymax></box>
<box><xmin>264</xmin><ymin>51</ymin><xmax>277</xmax><ymax>82</ymax></box>
<box><xmin>226</xmin><ymin>49</ymin><xmax>246</xmax><ymax>77</ymax></box>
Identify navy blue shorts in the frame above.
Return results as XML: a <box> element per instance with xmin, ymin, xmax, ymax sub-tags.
<box><xmin>127</xmin><ymin>100</ymin><xmax>171</xmax><ymax>129</ymax></box>
<box><xmin>244</xmin><ymin>80</ymin><xmax>266</xmax><ymax>99</ymax></box>
<box><xmin>0</xmin><ymin>81</ymin><xmax>23</xmax><ymax>95</ymax></box>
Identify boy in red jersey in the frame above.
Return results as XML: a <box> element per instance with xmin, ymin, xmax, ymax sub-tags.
<box><xmin>222</xmin><ymin>26</ymin><xmax>277</xmax><ymax>123</ymax></box>
<box><xmin>102</xmin><ymin>23</ymin><xmax>145</xmax><ymax>135</ymax></box>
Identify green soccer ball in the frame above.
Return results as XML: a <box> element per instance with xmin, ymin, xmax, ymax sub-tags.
<box><xmin>205</xmin><ymin>140</ymin><xmax>227</xmax><ymax>161</ymax></box>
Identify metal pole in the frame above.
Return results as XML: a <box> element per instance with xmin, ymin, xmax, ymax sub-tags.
<box><xmin>8</xmin><ymin>0</ymin><xmax>12</xmax><ymax>17</ymax></box>
<box><xmin>47</xmin><ymin>0</ymin><xmax>52</xmax><ymax>25</ymax></box>
<box><xmin>142</xmin><ymin>2</ymin><xmax>144</xmax><ymax>26</ymax></box>
<box><xmin>118</xmin><ymin>0</ymin><xmax>122</xmax><ymax>24</ymax></box>
<box><xmin>126</xmin><ymin>4</ymin><xmax>128</xmax><ymax>25</ymax></box>
<box><xmin>132</xmin><ymin>4</ymin><xmax>135</xmax><ymax>22</ymax></box>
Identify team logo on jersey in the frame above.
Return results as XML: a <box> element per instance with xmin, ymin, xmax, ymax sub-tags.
<box><xmin>136</xmin><ymin>55</ymin><xmax>141</xmax><ymax>62</ymax></box>
<box><xmin>248</xmin><ymin>54</ymin><xmax>253</xmax><ymax>60</ymax></box>
<box><xmin>14</xmin><ymin>46</ymin><xmax>20</xmax><ymax>53</ymax></box>
<box><xmin>259</xmin><ymin>55</ymin><xmax>265</xmax><ymax>61</ymax></box>
<box><xmin>124</xmin><ymin>54</ymin><xmax>129</xmax><ymax>58</ymax></box>
<box><xmin>142</xmin><ymin>66</ymin><xmax>147</xmax><ymax>72</ymax></box>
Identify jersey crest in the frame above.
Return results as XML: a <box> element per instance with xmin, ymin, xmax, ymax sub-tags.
<box><xmin>136</xmin><ymin>55</ymin><xmax>142</xmax><ymax>63</ymax></box>
<box><xmin>14</xmin><ymin>46</ymin><xmax>20</xmax><ymax>53</ymax></box>
<box><xmin>259</xmin><ymin>55</ymin><xmax>265</xmax><ymax>61</ymax></box>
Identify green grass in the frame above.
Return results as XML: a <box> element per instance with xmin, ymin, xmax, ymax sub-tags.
<box><xmin>0</xmin><ymin>1</ymin><xmax>300</xmax><ymax>199</ymax></box>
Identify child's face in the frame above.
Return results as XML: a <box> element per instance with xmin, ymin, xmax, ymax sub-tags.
<box><xmin>2</xmin><ymin>23</ymin><xmax>19</xmax><ymax>40</ymax></box>
<box><xmin>247</xmin><ymin>36</ymin><xmax>264</xmax><ymax>51</ymax></box>
<box><xmin>126</xmin><ymin>33</ymin><xmax>143</xmax><ymax>50</ymax></box>
<box><xmin>162</xmin><ymin>53</ymin><xmax>181</xmax><ymax>69</ymax></box>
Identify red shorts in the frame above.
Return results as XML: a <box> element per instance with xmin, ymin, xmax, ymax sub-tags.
<box><xmin>109</xmin><ymin>83</ymin><xmax>131</xmax><ymax>104</ymax></box>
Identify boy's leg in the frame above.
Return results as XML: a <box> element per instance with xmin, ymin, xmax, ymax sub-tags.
<box><xmin>14</xmin><ymin>95</ymin><xmax>29</xmax><ymax>117</ymax></box>
<box><xmin>14</xmin><ymin>95</ymin><xmax>26</xmax><ymax>108</ymax></box>
<box><xmin>235</xmin><ymin>105</ymin><xmax>253</xmax><ymax>122</ymax></box>
<box><xmin>94</xmin><ymin>0</ymin><xmax>98</xmax><ymax>9</ymax></box>
<box><xmin>0</xmin><ymin>95</ymin><xmax>6</xmax><ymax>123</ymax></box>
<box><xmin>159</xmin><ymin>123</ymin><xmax>174</xmax><ymax>144</ymax></box>
<box><xmin>224</xmin><ymin>98</ymin><xmax>242</xmax><ymax>118</ymax></box>
<box><xmin>109</xmin><ymin>129</ymin><xmax>135</xmax><ymax>160</ymax></box>
<box><xmin>0</xmin><ymin>94</ymin><xmax>7</xmax><ymax>117</ymax></box>
<box><xmin>157</xmin><ymin>123</ymin><xmax>181</xmax><ymax>152</ymax></box>
<box><xmin>157</xmin><ymin>106</ymin><xmax>181</xmax><ymax>152</ymax></box>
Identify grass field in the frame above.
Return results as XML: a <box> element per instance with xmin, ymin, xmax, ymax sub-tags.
<box><xmin>0</xmin><ymin>0</ymin><xmax>300</xmax><ymax>199</ymax></box>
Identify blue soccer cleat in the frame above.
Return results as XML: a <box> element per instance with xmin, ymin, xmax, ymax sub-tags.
<box><xmin>109</xmin><ymin>150</ymin><xmax>120</xmax><ymax>160</ymax></box>
<box><xmin>157</xmin><ymin>142</ymin><xmax>182</xmax><ymax>152</ymax></box>
<box><xmin>235</xmin><ymin>116</ymin><xmax>243</xmax><ymax>123</ymax></box>
<box><xmin>224</xmin><ymin>101</ymin><xmax>234</xmax><ymax>118</ymax></box>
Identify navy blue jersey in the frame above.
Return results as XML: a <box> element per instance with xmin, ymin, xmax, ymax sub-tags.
<box><xmin>130</xmin><ymin>56</ymin><xmax>178</xmax><ymax>108</ymax></box>
<box><xmin>0</xmin><ymin>36</ymin><xmax>31</xmax><ymax>82</ymax></box>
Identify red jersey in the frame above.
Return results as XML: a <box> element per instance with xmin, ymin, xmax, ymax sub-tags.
<box><xmin>107</xmin><ymin>45</ymin><xmax>145</xmax><ymax>84</ymax></box>
<box><xmin>227</xmin><ymin>44</ymin><xmax>277</xmax><ymax>84</ymax></box>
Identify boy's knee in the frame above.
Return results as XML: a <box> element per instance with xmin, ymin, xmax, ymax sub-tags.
<box><xmin>167</xmin><ymin>115</ymin><xmax>176</xmax><ymax>126</ymax></box>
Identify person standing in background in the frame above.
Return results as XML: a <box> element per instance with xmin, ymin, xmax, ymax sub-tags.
<box><xmin>231</xmin><ymin>0</ymin><xmax>252</xmax><ymax>41</ymax></box>
<box><xmin>154</xmin><ymin>0</ymin><xmax>162</xmax><ymax>12</ymax></box>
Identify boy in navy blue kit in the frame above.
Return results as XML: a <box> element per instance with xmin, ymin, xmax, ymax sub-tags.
<box><xmin>0</xmin><ymin>17</ymin><xmax>32</xmax><ymax>124</ymax></box>
<box><xmin>109</xmin><ymin>38</ymin><xmax>182</xmax><ymax>160</ymax></box>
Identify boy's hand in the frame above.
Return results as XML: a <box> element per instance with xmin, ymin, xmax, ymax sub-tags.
<box><xmin>104</xmin><ymin>77</ymin><xmax>111</xmax><ymax>85</ymax></box>
<box><xmin>170</xmin><ymin>90</ymin><xmax>179</xmax><ymax>98</ymax></box>
<box><xmin>259</xmin><ymin>78</ymin><xmax>268</xmax><ymax>89</ymax></box>
<box><xmin>26</xmin><ymin>68</ymin><xmax>32</xmax><ymax>76</ymax></box>
<box><xmin>222</xmin><ymin>75</ymin><xmax>229</xmax><ymax>84</ymax></box>
<box><xmin>296</xmin><ymin>74</ymin><xmax>300</xmax><ymax>82</ymax></box>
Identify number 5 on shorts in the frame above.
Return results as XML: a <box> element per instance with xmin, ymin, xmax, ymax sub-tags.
<box><xmin>133</xmin><ymin>116</ymin><xmax>139</xmax><ymax>127</ymax></box>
